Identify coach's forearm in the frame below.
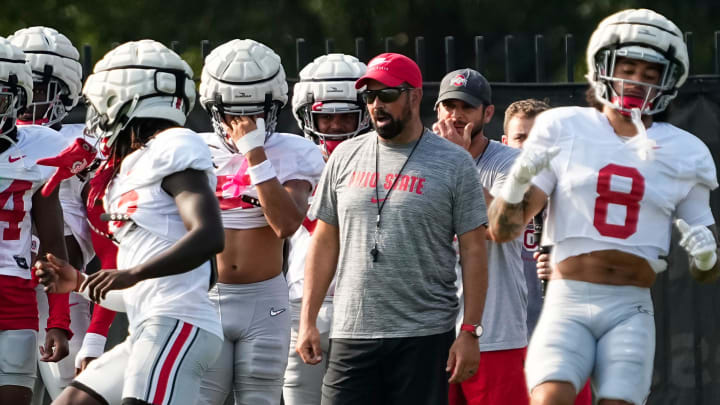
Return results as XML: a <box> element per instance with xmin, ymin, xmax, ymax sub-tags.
<box><xmin>300</xmin><ymin>220</ymin><xmax>340</xmax><ymax>327</ymax></box>
<box><xmin>458</xmin><ymin>226</ymin><xmax>488</xmax><ymax>325</ymax></box>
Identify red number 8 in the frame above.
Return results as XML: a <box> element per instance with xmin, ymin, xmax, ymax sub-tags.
<box><xmin>593</xmin><ymin>164</ymin><xmax>645</xmax><ymax>239</ymax></box>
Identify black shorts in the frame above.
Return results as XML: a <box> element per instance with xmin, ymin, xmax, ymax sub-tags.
<box><xmin>321</xmin><ymin>329</ymin><xmax>455</xmax><ymax>405</ymax></box>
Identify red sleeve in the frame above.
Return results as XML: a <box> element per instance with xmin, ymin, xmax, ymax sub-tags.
<box><xmin>87</xmin><ymin>304</ymin><xmax>116</xmax><ymax>337</ymax></box>
<box><xmin>46</xmin><ymin>292</ymin><xmax>73</xmax><ymax>339</ymax></box>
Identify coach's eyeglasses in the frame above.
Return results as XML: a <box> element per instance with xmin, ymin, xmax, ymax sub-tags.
<box><xmin>361</xmin><ymin>87</ymin><xmax>412</xmax><ymax>104</ymax></box>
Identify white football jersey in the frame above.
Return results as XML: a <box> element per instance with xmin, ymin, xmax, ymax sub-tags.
<box><xmin>104</xmin><ymin>128</ymin><xmax>222</xmax><ymax>338</ymax></box>
<box><xmin>58</xmin><ymin>123</ymin><xmax>96</xmax><ymax>268</ymax></box>
<box><xmin>0</xmin><ymin>125</ymin><xmax>67</xmax><ymax>279</ymax></box>
<box><xmin>199</xmin><ymin>132</ymin><xmax>325</xmax><ymax>230</ymax></box>
<box><xmin>528</xmin><ymin>107</ymin><xmax>718</xmax><ymax>266</ymax></box>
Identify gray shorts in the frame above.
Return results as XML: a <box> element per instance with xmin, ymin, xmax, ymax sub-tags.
<box><xmin>525</xmin><ymin>279</ymin><xmax>655</xmax><ymax>405</ymax></box>
<box><xmin>73</xmin><ymin>316</ymin><xmax>221</xmax><ymax>404</ymax></box>
<box><xmin>0</xmin><ymin>329</ymin><xmax>37</xmax><ymax>389</ymax></box>
<box><xmin>198</xmin><ymin>274</ymin><xmax>291</xmax><ymax>405</ymax></box>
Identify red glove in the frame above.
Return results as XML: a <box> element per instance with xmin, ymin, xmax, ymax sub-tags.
<box><xmin>36</xmin><ymin>138</ymin><xmax>97</xmax><ymax>197</ymax></box>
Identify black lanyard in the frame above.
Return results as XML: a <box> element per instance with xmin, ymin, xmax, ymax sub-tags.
<box><xmin>371</xmin><ymin>130</ymin><xmax>425</xmax><ymax>262</ymax></box>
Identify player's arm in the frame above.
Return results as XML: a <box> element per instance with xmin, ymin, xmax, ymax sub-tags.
<box><xmin>32</xmin><ymin>187</ymin><xmax>68</xmax><ymax>262</ymax></box>
<box><xmin>488</xmin><ymin>185</ymin><xmax>547</xmax><ymax>242</ymax></box>
<box><xmin>297</xmin><ymin>219</ymin><xmax>339</xmax><ymax>365</ymax></box>
<box><xmin>488</xmin><ymin>145</ymin><xmax>558</xmax><ymax>242</ymax></box>
<box><xmin>247</xmin><ymin>144</ymin><xmax>311</xmax><ymax>238</ymax></box>
<box><xmin>32</xmin><ymin>187</ymin><xmax>71</xmax><ymax>361</ymax></box>
<box><xmin>131</xmin><ymin>168</ymin><xmax>225</xmax><ymax>280</ymax></box>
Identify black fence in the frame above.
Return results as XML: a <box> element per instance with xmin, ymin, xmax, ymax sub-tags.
<box><xmin>71</xmin><ymin>34</ymin><xmax>720</xmax><ymax>405</ymax></box>
<box><xmin>78</xmin><ymin>30</ymin><xmax>720</xmax><ymax>82</ymax></box>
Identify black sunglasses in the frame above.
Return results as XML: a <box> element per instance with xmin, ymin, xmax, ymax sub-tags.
<box><xmin>361</xmin><ymin>87</ymin><xmax>412</xmax><ymax>104</ymax></box>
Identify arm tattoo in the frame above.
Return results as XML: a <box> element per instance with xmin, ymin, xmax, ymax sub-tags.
<box><xmin>488</xmin><ymin>191</ymin><xmax>531</xmax><ymax>241</ymax></box>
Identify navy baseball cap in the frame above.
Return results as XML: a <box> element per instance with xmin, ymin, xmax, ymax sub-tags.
<box><xmin>435</xmin><ymin>68</ymin><xmax>491</xmax><ymax>109</ymax></box>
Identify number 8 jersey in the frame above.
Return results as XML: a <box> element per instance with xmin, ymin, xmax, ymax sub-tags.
<box><xmin>527</xmin><ymin>107</ymin><xmax>718</xmax><ymax>269</ymax></box>
<box><xmin>0</xmin><ymin>126</ymin><xmax>67</xmax><ymax>279</ymax></box>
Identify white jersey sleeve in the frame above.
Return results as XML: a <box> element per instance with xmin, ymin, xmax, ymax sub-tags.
<box><xmin>525</xmin><ymin>109</ymin><xmax>564</xmax><ymax>195</ymax></box>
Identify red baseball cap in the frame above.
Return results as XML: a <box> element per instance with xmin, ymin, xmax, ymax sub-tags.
<box><xmin>355</xmin><ymin>53</ymin><xmax>422</xmax><ymax>89</ymax></box>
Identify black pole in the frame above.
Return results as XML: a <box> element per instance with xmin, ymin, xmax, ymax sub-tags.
<box><xmin>565</xmin><ymin>34</ymin><xmax>575</xmax><ymax>82</ymax></box>
<box><xmin>415</xmin><ymin>36</ymin><xmax>426</xmax><ymax>78</ymax></box>
<box><xmin>504</xmin><ymin>35</ymin><xmax>513</xmax><ymax>82</ymax></box>
<box><xmin>444</xmin><ymin>36</ymin><xmax>455</xmax><ymax>74</ymax></box>
<box><xmin>474</xmin><ymin>36</ymin><xmax>485</xmax><ymax>73</ymax></box>
<box><xmin>535</xmin><ymin>34</ymin><xmax>545</xmax><ymax>83</ymax></box>
<box><xmin>355</xmin><ymin>37</ymin><xmax>366</xmax><ymax>62</ymax></box>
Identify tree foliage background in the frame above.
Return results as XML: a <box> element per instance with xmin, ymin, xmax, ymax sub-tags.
<box><xmin>1</xmin><ymin>0</ymin><xmax>719</xmax><ymax>81</ymax></box>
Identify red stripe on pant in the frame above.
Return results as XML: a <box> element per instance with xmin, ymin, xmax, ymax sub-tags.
<box><xmin>152</xmin><ymin>322</ymin><xmax>193</xmax><ymax>404</ymax></box>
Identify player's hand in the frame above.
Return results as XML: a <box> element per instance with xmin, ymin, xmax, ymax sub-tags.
<box><xmin>511</xmin><ymin>146</ymin><xmax>561</xmax><ymax>185</ymax></box>
<box><xmin>75</xmin><ymin>357</ymin><xmax>97</xmax><ymax>376</ymax></box>
<box><xmin>82</xmin><ymin>269</ymin><xmax>140</xmax><ymax>303</ymax></box>
<box><xmin>534</xmin><ymin>251</ymin><xmax>552</xmax><ymax>280</ymax></box>
<box><xmin>446</xmin><ymin>331</ymin><xmax>480</xmax><ymax>383</ymax></box>
<box><xmin>40</xmin><ymin>328</ymin><xmax>70</xmax><ymax>363</ymax></box>
<box><xmin>223</xmin><ymin>116</ymin><xmax>265</xmax><ymax>155</ymax></box>
<box><xmin>675</xmin><ymin>219</ymin><xmax>717</xmax><ymax>271</ymax></box>
<box><xmin>35</xmin><ymin>253</ymin><xmax>81</xmax><ymax>294</ymax></box>
<box><xmin>296</xmin><ymin>324</ymin><xmax>323</xmax><ymax>365</ymax></box>
<box><xmin>433</xmin><ymin>118</ymin><xmax>472</xmax><ymax>151</ymax></box>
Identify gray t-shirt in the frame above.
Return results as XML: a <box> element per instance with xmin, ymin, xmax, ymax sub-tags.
<box><xmin>455</xmin><ymin>140</ymin><xmax>528</xmax><ymax>351</ymax></box>
<box><xmin>311</xmin><ymin>129</ymin><xmax>488</xmax><ymax>339</ymax></box>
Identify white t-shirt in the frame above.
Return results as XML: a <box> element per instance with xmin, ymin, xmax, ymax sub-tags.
<box><xmin>527</xmin><ymin>107</ymin><xmax>718</xmax><ymax>267</ymax></box>
<box><xmin>104</xmin><ymin>128</ymin><xmax>222</xmax><ymax>338</ymax></box>
<box><xmin>456</xmin><ymin>140</ymin><xmax>528</xmax><ymax>351</ymax></box>
<box><xmin>0</xmin><ymin>125</ymin><xmax>67</xmax><ymax>279</ymax></box>
<box><xmin>199</xmin><ymin>132</ymin><xmax>325</xmax><ymax>230</ymax></box>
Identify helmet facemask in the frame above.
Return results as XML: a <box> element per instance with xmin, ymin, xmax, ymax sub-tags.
<box><xmin>593</xmin><ymin>46</ymin><xmax>682</xmax><ymax>116</ymax></box>
<box><xmin>18</xmin><ymin>77</ymin><xmax>70</xmax><ymax>126</ymax></box>
<box><xmin>299</xmin><ymin>100</ymin><xmax>369</xmax><ymax>156</ymax></box>
<box><xmin>0</xmin><ymin>78</ymin><xmax>27</xmax><ymax>136</ymax></box>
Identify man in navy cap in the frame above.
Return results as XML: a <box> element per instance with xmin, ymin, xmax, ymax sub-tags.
<box><xmin>297</xmin><ymin>54</ymin><xmax>489</xmax><ymax>404</ymax></box>
<box><xmin>434</xmin><ymin>68</ymin><xmax>530</xmax><ymax>405</ymax></box>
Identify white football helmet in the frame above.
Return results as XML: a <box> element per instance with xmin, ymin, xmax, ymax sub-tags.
<box><xmin>199</xmin><ymin>39</ymin><xmax>287</xmax><ymax>152</ymax></box>
<box><xmin>586</xmin><ymin>8</ymin><xmax>689</xmax><ymax>115</ymax></box>
<box><xmin>292</xmin><ymin>53</ymin><xmax>370</xmax><ymax>155</ymax></box>
<box><xmin>82</xmin><ymin>40</ymin><xmax>195</xmax><ymax>148</ymax></box>
<box><xmin>0</xmin><ymin>37</ymin><xmax>33</xmax><ymax>136</ymax></box>
<box><xmin>9</xmin><ymin>27</ymin><xmax>83</xmax><ymax>126</ymax></box>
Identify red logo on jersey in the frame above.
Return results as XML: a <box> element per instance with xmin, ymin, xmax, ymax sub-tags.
<box><xmin>8</xmin><ymin>155</ymin><xmax>26</xmax><ymax>163</ymax></box>
<box><xmin>450</xmin><ymin>74</ymin><xmax>467</xmax><ymax>87</ymax></box>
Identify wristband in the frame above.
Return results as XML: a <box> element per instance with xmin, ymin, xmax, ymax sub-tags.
<box><xmin>248</xmin><ymin>159</ymin><xmax>277</xmax><ymax>185</ymax></box>
<box><xmin>75</xmin><ymin>332</ymin><xmax>107</xmax><ymax>368</ymax></box>
<box><xmin>233</xmin><ymin>117</ymin><xmax>266</xmax><ymax>155</ymax></box>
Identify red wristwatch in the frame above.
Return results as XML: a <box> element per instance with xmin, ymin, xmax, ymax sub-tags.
<box><xmin>460</xmin><ymin>323</ymin><xmax>483</xmax><ymax>338</ymax></box>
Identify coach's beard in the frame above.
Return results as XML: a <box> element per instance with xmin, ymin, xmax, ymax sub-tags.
<box><xmin>373</xmin><ymin>107</ymin><xmax>410</xmax><ymax>140</ymax></box>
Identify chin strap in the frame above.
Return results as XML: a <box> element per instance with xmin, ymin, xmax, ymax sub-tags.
<box><xmin>628</xmin><ymin>108</ymin><xmax>656</xmax><ymax>161</ymax></box>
